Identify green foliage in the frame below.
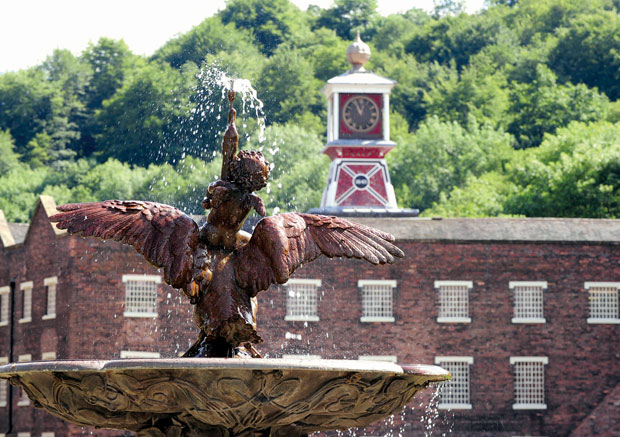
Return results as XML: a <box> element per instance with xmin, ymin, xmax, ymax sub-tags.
<box><xmin>95</xmin><ymin>62</ymin><xmax>196</xmax><ymax>166</ymax></box>
<box><xmin>549</xmin><ymin>10</ymin><xmax>620</xmax><ymax>100</ymax></box>
<box><xmin>219</xmin><ymin>0</ymin><xmax>310</xmax><ymax>55</ymax></box>
<box><xmin>2</xmin><ymin>0</ymin><xmax>620</xmax><ymax>221</ymax></box>
<box><xmin>314</xmin><ymin>0</ymin><xmax>379</xmax><ymax>40</ymax></box>
<box><xmin>0</xmin><ymin>130</ymin><xmax>20</xmax><ymax>174</ymax></box>
<box><xmin>507</xmin><ymin>64</ymin><xmax>609</xmax><ymax>148</ymax></box>
<box><xmin>256</xmin><ymin>47</ymin><xmax>323</xmax><ymax>125</ymax></box>
<box><xmin>388</xmin><ymin>116</ymin><xmax>514</xmax><ymax>210</ymax></box>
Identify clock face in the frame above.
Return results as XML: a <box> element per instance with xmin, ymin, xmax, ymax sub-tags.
<box><xmin>342</xmin><ymin>95</ymin><xmax>380</xmax><ymax>133</ymax></box>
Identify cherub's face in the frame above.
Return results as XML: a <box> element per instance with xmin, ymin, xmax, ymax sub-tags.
<box><xmin>229</xmin><ymin>151</ymin><xmax>270</xmax><ymax>192</ymax></box>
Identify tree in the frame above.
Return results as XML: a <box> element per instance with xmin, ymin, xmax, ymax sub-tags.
<box><xmin>549</xmin><ymin>10</ymin><xmax>620</xmax><ymax>100</ymax></box>
<box><xmin>219</xmin><ymin>0</ymin><xmax>310</xmax><ymax>55</ymax></box>
<box><xmin>256</xmin><ymin>47</ymin><xmax>323</xmax><ymax>125</ymax></box>
<box><xmin>0</xmin><ymin>130</ymin><xmax>20</xmax><ymax>174</ymax></box>
<box><xmin>507</xmin><ymin>64</ymin><xmax>609</xmax><ymax>148</ymax></box>
<box><xmin>314</xmin><ymin>0</ymin><xmax>379</xmax><ymax>40</ymax></box>
<box><xmin>388</xmin><ymin>116</ymin><xmax>514</xmax><ymax>211</ymax></box>
<box><xmin>95</xmin><ymin>62</ymin><xmax>195</xmax><ymax>166</ymax></box>
<box><xmin>505</xmin><ymin>121</ymin><xmax>620</xmax><ymax>217</ymax></box>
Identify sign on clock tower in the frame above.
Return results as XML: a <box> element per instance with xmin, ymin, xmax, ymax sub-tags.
<box><xmin>313</xmin><ymin>32</ymin><xmax>414</xmax><ymax>215</ymax></box>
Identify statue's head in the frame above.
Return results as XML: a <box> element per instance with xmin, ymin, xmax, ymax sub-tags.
<box><xmin>228</xmin><ymin>150</ymin><xmax>270</xmax><ymax>192</ymax></box>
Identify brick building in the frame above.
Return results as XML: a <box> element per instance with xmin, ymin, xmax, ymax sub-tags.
<box><xmin>0</xmin><ymin>195</ymin><xmax>618</xmax><ymax>436</ymax></box>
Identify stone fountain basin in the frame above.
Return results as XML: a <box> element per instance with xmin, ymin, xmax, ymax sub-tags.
<box><xmin>0</xmin><ymin>358</ymin><xmax>450</xmax><ymax>436</ymax></box>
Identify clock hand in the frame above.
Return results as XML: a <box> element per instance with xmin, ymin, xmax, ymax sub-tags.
<box><xmin>353</xmin><ymin>99</ymin><xmax>365</xmax><ymax>116</ymax></box>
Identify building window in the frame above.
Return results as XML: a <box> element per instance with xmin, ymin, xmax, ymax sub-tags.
<box><xmin>0</xmin><ymin>357</ymin><xmax>7</xmax><ymax>407</ymax></box>
<box><xmin>510</xmin><ymin>281</ymin><xmax>547</xmax><ymax>324</ymax></box>
<box><xmin>42</xmin><ymin>276</ymin><xmax>57</xmax><ymax>320</ymax></box>
<box><xmin>435</xmin><ymin>356</ymin><xmax>473</xmax><ymax>410</ymax></box>
<box><xmin>284</xmin><ymin>279</ymin><xmax>321</xmax><ymax>322</ymax></box>
<box><xmin>120</xmin><ymin>351</ymin><xmax>161</xmax><ymax>359</ymax></box>
<box><xmin>510</xmin><ymin>357</ymin><xmax>548</xmax><ymax>409</ymax></box>
<box><xmin>17</xmin><ymin>354</ymin><xmax>32</xmax><ymax>406</ymax></box>
<box><xmin>358</xmin><ymin>280</ymin><xmax>396</xmax><ymax>322</ymax></box>
<box><xmin>41</xmin><ymin>352</ymin><xmax>56</xmax><ymax>361</ymax></box>
<box><xmin>585</xmin><ymin>282</ymin><xmax>619</xmax><ymax>324</ymax></box>
<box><xmin>358</xmin><ymin>355</ymin><xmax>398</xmax><ymax>363</ymax></box>
<box><xmin>0</xmin><ymin>286</ymin><xmax>9</xmax><ymax>326</ymax></box>
<box><xmin>122</xmin><ymin>274</ymin><xmax>160</xmax><ymax>317</ymax></box>
<box><xmin>435</xmin><ymin>281</ymin><xmax>472</xmax><ymax>323</ymax></box>
<box><xmin>19</xmin><ymin>281</ymin><xmax>33</xmax><ymax>324</ymax></box>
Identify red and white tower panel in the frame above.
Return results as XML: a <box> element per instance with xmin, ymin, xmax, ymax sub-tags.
<box><xmin>319</xmin><ymin>33</ymin><xmax>399</xmax><ymax>212</ymax></box>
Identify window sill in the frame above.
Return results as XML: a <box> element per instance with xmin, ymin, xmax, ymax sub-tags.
<box><xmin>284</xmin><ymin>315</ymin><xmax>319</xmax><ymax>322</ymax></box>
<box><xmin>513</xmin><ymin>403</ymin><xmax>547</xmax><ymax>410</ymax></box>
<box><xmin>123</xmin><ymin>312</ymin><xmax>157</xmax><ymax>318</ymax></box>
<box><xmin>512</xmin><ymin>317</ymin><xmax>546</xmax><ymax>324</ymax></box>
<box><xmin>17</xmin><ymin>400</ymin><xmax>31</xmax><ymax>406</ymax></box>
<box><xmin>437</xmin><ymin>317</ymin><xmax>471</xmax><ymax>324</ymax></box>
<box><xmin>360</xmin><ymin>316</ymin><xmax>395</xmax><ymax>323</ymax></box>
<box><xmin>0</xmin><ymin>321</ymin><xmax>7</xmax><ymax>327</ymax></box>
<box><xmin>438</xmin><ymin>403</ymin><xmax>472</xmax><ymax>410</ymax></box>
<box><xmin>0</xmin><ymin>401</ymin><xmax>6</xmax><ymax>407</ymax></box>
<box><xmin>18</xmin><ymin>318</ymin><xmax>32</xmax><ymax>324</ymax></box>
<box><xmin>587</xmin><ymin>318</ymin><xmax>620</xmax><ymax>324</ymax></box>
<box><xmin>42</xmin><ymin>314</ymin><xmax>56</xmax><ymax>320</ymax></box>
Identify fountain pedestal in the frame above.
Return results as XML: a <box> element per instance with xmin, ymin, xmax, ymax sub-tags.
<box><xmin>0</xmin><ymin>358</ymin><xmax>449</xmax><ymax>436</ymax></box>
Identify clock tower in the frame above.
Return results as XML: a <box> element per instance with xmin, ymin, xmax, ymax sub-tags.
<box><xmin>314</xmin><ymin>32</ymin><xmax>415</xmax><ymax>215</ymax></box>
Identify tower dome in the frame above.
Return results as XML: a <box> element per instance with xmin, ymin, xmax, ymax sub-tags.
<box><xmin>346</xmin><ymin>31</ymin><xmax>371</xmax><ymax>71</ymax></box>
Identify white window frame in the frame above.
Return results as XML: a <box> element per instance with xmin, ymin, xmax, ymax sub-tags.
<box><xmin>510</xmin><ymin>281</ymin><xmax>547</xmax><ymax>324</ymax></box>
<box><xmin>358</xmin><ymin>355</ymin><xmax>398</xmax><ymax>363</ymax></box>
<box><xmin>0</xmin><ymin>356</ymin><xmax>7</xmax><ymax>407</ymax></box>
<box><xmin>0</xmin><ymin>286</ymin><xmax>9</xmax><ymax>327</ymax></box>
<box><xmin>585</xmin><ymin>282</ymin><xmax>620</xmax><ymax>324</ymax></box>
<box><xmin>42</xmin><ymin>276</ymin><xmax>57</xmax><ymax>320</ymax></box>
<box><xmin>435</xmin><ymin>356</ymin><xmax>473</xmax><ymax>410</ymax></box>
<box><xmin>284</xmin><ymin>279</ymin><xmax>321</xmax><ymax>322</ymax></box>
<box><xmin>358</xmin><ymin>279</ymin><xmax>397</xmax><ymax>322</ymax></box>
<box><xmin>19</xmin><ymin>281</ymin><xmax>33</xmax><ymax>324</ymax></box>
<box><xmin>17</xmin><ymin>354</ymin><xmax>32</xmax><ymax>406</ymax></box>
<box><xmin>122</xmin><ymin>274</ymin><xmax>161</xmax><ymax>318</ymax></box>
<box><xmin>120</xmin><ymin>350</ymin><xmax>161</xmax><ymax>359</ymax></box>
<box><xmin>41</xmin><ymin>352</ymin><xmax>56</xmax><ymax>360</ymax></box>
<box><xmin>510</xmin><ymin>356</ymin><xmax>548</xmax><ymax>410</ymax></box>
<box><xmin>281</xmin><ymin>354</ymin><xmax>322</xmax><ymax>360</ymax></box>
<box><xmin>435</xmin><ymin>280</ymin><xmax>472</xmax><ymax>323</ymax></box>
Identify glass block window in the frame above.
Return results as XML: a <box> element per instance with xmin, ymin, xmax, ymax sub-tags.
<box><xmin>435</xmin><ymin>357</ymin><xmax>473</xmax><ymax>409</ymax></box>
<box><xmin>510</xmin><ymin>281</ymin><xmax>547</xmax><ymax>323</ymax></box>
<box><xmin>0</xmin><ymin>357</ymin><xmax>7</xmax><ymax>407</ymax></box>
<box><xmin>284</xmin><ymin>279</ymin><xmax>321</xmax><ymax>322</ymax></box>
<box><xmin>585</xmin><ymin>282</ymin><xmax>620</xmax><ymax>324</ymax></box>
<box><xmin>19</xmin><ymin>281</ymin><xmax>33</xmax><ymax>323</ymax></box>
<box><xmin>0</xmin><ymin>286</ymin><xmax>9</xmax><ymax>326</ymax></box>
<box><xmin>358</xmin><ymin>280</ymin><xmax>397</xmax><ymax>322</ymax></box>
<box><xmin>435</xmin><ymin>281</ymin><xmax>472</xmax><ymax>323</ymax></box>
<box><xmin>510</xmin><ymin>357</ymin><xmax>548</xmax><ymax>409</ymax></box>
<box><xmin>122</xmin><ymin>275</ymin><xmax>161</xmax><ymax>317</ymax></box>
<box><xmin>43</xmin><ymin>276</ymin><xmax>57</xmax><ymax>319</ymax></box>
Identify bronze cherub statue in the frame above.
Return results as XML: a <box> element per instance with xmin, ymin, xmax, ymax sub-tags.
<box><xmin>50</xmin><ymin>90</ymin><xmax>404</xmax><ymax>358</ymax></box>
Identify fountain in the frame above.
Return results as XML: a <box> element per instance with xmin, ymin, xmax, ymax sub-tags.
<box><xmin>0</xmin><ymin>79</ymin><xmax>450</xmax><ymax>436</ymax></box>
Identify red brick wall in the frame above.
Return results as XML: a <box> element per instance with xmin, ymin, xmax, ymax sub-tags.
<box><xmin>1</xmin><ymin>209</ymin><xmax>618</xmax><ymax>436</ymax></box>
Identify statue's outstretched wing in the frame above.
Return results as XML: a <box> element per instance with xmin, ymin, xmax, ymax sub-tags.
<box><xmin>234</xmin><ymin>213</ymin><xmax>404</xmax><ymax>296</ymax></box>
<box><xmin>50</xmin><ymin>200</ymin><xmax>199</xmax><ymax>289</ymax></box>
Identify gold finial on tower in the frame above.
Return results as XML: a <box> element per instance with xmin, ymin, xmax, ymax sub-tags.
<box><xmin>346</xmin><ymin>31</ymin><xmax>371</xmax><ymax>72</ymax></box>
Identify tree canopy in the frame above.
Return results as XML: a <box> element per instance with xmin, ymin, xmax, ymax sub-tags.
<box><xmin>1</xmin><ymin>0</ymin><xmax>619</xmax><ymax>221</ymax></box>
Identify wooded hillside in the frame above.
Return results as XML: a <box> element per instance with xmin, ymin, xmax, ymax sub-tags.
<box><xmin>1</xmin><ymin>0</ymin><xmax>619</xmax><ymax>221</ymax></box>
